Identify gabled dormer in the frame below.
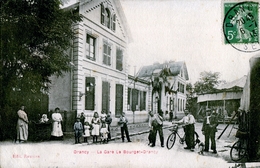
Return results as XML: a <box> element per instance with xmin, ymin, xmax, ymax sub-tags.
<box><xmin>101</xmin><ymin>2</ymin><xmax>116</xmax><ymax>32</ymax></box>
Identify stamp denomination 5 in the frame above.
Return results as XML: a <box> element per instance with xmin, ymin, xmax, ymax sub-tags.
<box><xmin>223</xmin><ymin>1</ymin><xmax>260</xmax><ymax>52</ymax></box>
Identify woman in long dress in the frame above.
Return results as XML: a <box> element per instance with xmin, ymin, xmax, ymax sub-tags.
<box><xmin>16</xmin><ymin>106</ymin><xmax>29</xmax><ymax>143</ymax></box>
<box><xmin>51</xmin><ymin>107</ymin><xmax>63</xmax><ymax>140</ymax></box>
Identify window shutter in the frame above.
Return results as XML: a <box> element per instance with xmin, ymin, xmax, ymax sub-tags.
<box><xmin>108</xmin><ymin>45</ymin><xmax>111</xmax><ymax>65</ymax></box>
<box><xmin>105</xmin><ymin>8</ymin><xmax>111</xmax><ymax>28</ymax></box>
<box><xmin>132</xmin><ymin>89</ymin><xmax>139</xmax><ymax>111</ymax></box>
<box><xmin>115</xmin><ymin>84</ymin><xmax>123</xmax><ymax>117</ymax></box>
<box><xmin>102</xmin><ymin>81</ymin><xmax>110</xmax><ymax>113</ymax></box>
<box><xmin>140</xmin><ymin>91</ymin><xmax>146</xmax><ymax>111</ymax></box>
<box><xmin>103</xmin><ymin>43</ymin><xmax>107</xmax><ymax>64</ymax></box>
<box><xmin>116</xmin><ymin>48</ymin><xmax>123</xmax><ymax>71</ymax></box>
<box><xmin>112</xmin><ymin>14</ymin><xmax>116</xmax><ymax>31</ymax></box>
<box><xmin>127</xmin><ymin>88</ymin><xmax>131</xmax><ymax>110</ymax></box>
<box><xmin>101</xmin><ymin>4</ymin><xmax>105</xmax><ymax>25</ymax></box>
<box><xmin>143</xmin><ymin>92</ymin><xmax>146</xmax><ymax>110</ymax></box>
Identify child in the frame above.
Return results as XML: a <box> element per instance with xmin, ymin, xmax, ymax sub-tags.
<box><xmin>100</xmin><ymin>119</ymin><xmax>109</xmax><ymax>144</ymax></box>
<box><xmin>91</xmin><ymin>112</ymin><xmax>100</xmax><ymax>143</ymax></box>
<box><xmin>39</xmin><ymin>114</ymin><xmax>49</xmax><ymax>123</ymax></box>
<box><xmin>105</xmin><ymin>112</ymin><xmax>112</xmax><ymax>140</ymax></box>
<box><xmin>74</xmin><ymin>117</ymin><xmax>83</xmax><ymax>144</ymax></box>
<box><xmin>83</xmin><ymin>121</ymin><xmax>91</xmax><ymax>144</ymax></box>
<box><xmin>100</xmin><ymin>110</ymin><xmax>107</xmax><ymax>121</ymax></box>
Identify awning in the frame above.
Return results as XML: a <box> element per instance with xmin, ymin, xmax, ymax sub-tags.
<box><xmin>197</xmin><ymin>92</ymin><xmax>243</xmax><ymax>103</ymax></box>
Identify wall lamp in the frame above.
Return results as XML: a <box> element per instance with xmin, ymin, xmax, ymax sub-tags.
<box><xmin>79</xmin><ymin>82</ymin><xmax>94</xmax><ymax>101</ymax></box>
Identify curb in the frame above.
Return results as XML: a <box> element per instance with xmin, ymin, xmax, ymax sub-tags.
<box><xmin>110</xmin><ymin>124</ymin><xmax>173</xmax><ymax>141</ymax></box>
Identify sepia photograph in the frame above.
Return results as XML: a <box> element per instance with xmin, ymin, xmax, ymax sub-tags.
<box><xmin>1</xmin><ymin>0</ymin><xmax>260</xmax><ymax>167</ymax></box>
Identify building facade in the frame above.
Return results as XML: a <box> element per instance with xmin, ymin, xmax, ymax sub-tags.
<box><xmin>48</xmin><ymin>0</ymin><xmax>190</xmax><ymax>126</ymax></box>
<box><xmin>49</xmin><ymin>0</ymin><xmax>132</xmax><ymax>125</ymax></box>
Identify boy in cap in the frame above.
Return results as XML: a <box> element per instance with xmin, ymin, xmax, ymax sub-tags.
<box><xmin>74</xmin><ymin>117</ymin><xmax>83</xmax><ymax>144</ymax></box>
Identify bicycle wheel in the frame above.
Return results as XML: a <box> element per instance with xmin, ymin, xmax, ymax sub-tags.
<box><xmin>166</xmin><ymin>133</ymin><xmax>176</xmax><ymax>149</ymax></box>
<box><xmin>230</xmin><ymin>140</ymin><xmax>246</xmax><ymax>162</ymax></box>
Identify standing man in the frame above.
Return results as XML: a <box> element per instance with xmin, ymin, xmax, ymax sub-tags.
<box><xmin>174</xmin><ymin>109</ymin><xmax>196</xmax><ymax>151</ymax></box>
<box><xmin>118</xmin><ymin>112</ymin><xmax>131</xmax><ymax>142</ymax></box>
<box><xmin>202</xmin><ymin>110</ymin><xmax>218</xmax><ymax>154</ymax></box>
<box><xmin>151</xmin><ymin>109</ymin><xmax>164</xmax><ymax>147</ymax></box>
<box><xmin>16</xmin><ymin>105</ymin><xmax>29</xmax><ymax>143</ymax></box>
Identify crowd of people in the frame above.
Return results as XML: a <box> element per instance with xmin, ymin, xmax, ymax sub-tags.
<box><xmin>73</xmin><ymin>111</ymin><xmax>115</xmax><ymax>144</ymax></box>
<box><xmin>15</xmin><ymin>105</ymin><xmax>219</xmax><ymax>154</ymax></box>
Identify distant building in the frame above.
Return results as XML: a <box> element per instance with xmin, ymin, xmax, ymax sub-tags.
<box><xmin>137</xmin><ymin>61</ymin><xmax>189</xmax><ymax>119</ymax></box>
<box><xmin>127</xmin><ymin>75</ymin><xmax>151</xmax><ymax>123</ymax></box>
<box><xmin>197</xmin><ymin>75</ymin><xmax>247</xmax><ymax>117</ymax></box>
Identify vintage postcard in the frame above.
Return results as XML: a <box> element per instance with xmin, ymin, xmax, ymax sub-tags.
<box><xmin>1</xmin><ymin>0</ymin><xmax>260</xmax><ymax>168</ymax></box>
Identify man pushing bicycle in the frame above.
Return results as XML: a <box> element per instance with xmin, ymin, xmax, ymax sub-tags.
<box><xmin>173</xmin><ymin>109</ymin><xmax>196</xmax><ymax>151</ymax></box>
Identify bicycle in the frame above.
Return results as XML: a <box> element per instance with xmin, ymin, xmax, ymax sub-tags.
<box><xmin>230</xmin><ymin>130</ymin><xmax>249</xmax><ymax>162</ymax></box>
<box><xmin>166</xmin><ymin>124</ymin><xmax>200</xmax><ymax>150</ymax></box>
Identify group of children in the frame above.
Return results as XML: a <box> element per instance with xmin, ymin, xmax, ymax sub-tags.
<box><xmin>73</xmin><ymin>111</ymin><xmax>112</xmax><ymax>144</ymax></box>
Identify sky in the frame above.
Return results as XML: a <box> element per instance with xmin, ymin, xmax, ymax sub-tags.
<box><xmin>63</xmin><ymin>0</ymin><xmax>259</xmax><ymax>84</ymax></box>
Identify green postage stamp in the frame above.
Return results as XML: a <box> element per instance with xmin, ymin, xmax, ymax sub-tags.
<box><xmin>223</xmin><ymin>1</ymin><xmax>260</xmax><ymax>52</ymax></box>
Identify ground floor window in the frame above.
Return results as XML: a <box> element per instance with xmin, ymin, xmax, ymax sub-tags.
<box><xmin>127</xmin><ymin>88</ymin><xmax>146</xmax><ymax>111</ymax></box>
<box><xmin>85</xmin><ymin>77</ymin><xmax>95</xmax><ymax>110</ymax></box>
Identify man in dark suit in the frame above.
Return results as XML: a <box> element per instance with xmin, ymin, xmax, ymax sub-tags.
<box><xmin>202</xmin><ymin>110</ymin><xmax>218</xmax><ymax>153</ymax></box>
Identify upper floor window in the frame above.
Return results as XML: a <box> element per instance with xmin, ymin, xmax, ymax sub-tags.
<box><xmin>86</xmin><ymin>34</ymin><xmax>95</xmax><ymax>61</ymax></box>
<box><xmin>116</xmin><ymin>47</ymin><xmax>123</xmax><ymax>71</ymax></box>
<box><xmin>101</xmin><ymin>3</ymin><xmax>116</xmax><ymax>32</ymax></box>
<box><xmin>178</xmin><ymin>82</ymin><xmax>185</xmax><ymax>94</ymax></box>
<box><xmin>180</xmin><ymin>69</ymin><xmax>184</xmax><ymax>78</ymax></box>
<box><xmin>103</xmin><ymin>41</ymin><xmax>111</xmax><ymax>66</ymax></box>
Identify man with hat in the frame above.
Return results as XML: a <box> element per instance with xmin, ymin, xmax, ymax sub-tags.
<box><xmin>118</xmin><ymin>112</ymin><xmax>131</xmax><ymax>142</ymax></box>
<box><xmin>174</xmin><ymin>109</ymin><xmax>196</xmax><ymax>151</ymax></box>
<box><xmin>202</xmin><ymin>109</ymin><xmax>218</xmax><ymax>153</ymax></box>
<box><xmin>74</xmin><ymin>117</ymin><xmax>83</xmax><ymax>144</ymax></box>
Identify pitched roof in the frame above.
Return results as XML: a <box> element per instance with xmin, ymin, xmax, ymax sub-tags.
<box><xmin>137</xmin><ymin>61</ymin><xmax>189</xmax><ymax>80</ymax></box>
<box><xmin>216</xmin><ymin>75</ymin><xmax>247</xmax><ymax>90</ymax></box>
<box><xmin>64</xmin><ymin>0</ymin><xmax>132</xmax><ymax>42</ymax></box>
